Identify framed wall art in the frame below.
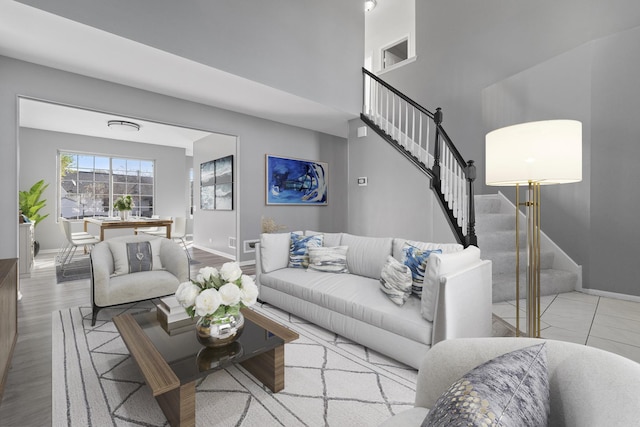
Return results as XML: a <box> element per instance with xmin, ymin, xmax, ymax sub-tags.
<box><xmin>200</xmin><ymin>155</ymin><xmax>234</xmax><ymax>210</ymax></box>
<box><xmin>266</xmin><ymin>155</ymin><xmax>328</xmax><ymax>205</ymax></box>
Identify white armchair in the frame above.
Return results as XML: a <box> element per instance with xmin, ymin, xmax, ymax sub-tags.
<box><xmin>381</xmin><ymin>337</ymin><xmax>640</xmax><ymax>427</ymax></box>
<box><xmin>90</xmin><ymin>235</ymin><xmax>189</xmax><ymax>325</ymax></box>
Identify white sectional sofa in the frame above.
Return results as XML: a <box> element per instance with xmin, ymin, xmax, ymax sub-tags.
<box><xmin>255</xmin><ymin>231</ymin><xmax>493</xmax><ymax>369</ymax></box>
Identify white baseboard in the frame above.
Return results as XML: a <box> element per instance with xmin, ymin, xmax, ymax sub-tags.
<box><xmin>192</xmin><ymin>244</ymin><xmax>235</xmax><ymax>261</ymax></box>
<box><xmin>578</xmin><ymin>288</ymin><xmax>640</xmax><ymax>303</ymax></box>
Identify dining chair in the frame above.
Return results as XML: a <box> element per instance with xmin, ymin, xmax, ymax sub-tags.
<box><xmin>59</xmin><ymin>218</ymin><xmax>101</xmax><ymax>268</ymax></box>
<box><xmin>56</xmin><ymin>218</ymin><xmax>98</xmax><ymax>264</ymax></box>
<box><xmin>141</xmin><ymin>216</ymin><xmax>192</xmax><ymax>262</ymax></box>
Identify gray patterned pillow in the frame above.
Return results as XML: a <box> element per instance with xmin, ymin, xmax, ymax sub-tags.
<box><xmin>307</xmin><ymin>246</ymin><xmax>349</xmax><ymax>273</ymax></box>
<box><xmin>126</xmin><ymin>241</ymin><xmax>153</xmax><ymax>273</ymax></box>
<box><xmin>379</xmin><ymin>255</ymin><xmax>413</xmax><ymax>305</ymax></box>
<box><xmin>423</xmin><ymin>343</ymin><xmax>550</xmax><ymax>427</ymax></box>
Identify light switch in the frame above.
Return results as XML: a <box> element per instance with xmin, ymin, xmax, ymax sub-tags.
<box><xmin>357</xmin><ymin>177</ymin><xmax>368</xmax><ymax>186</ymax></box>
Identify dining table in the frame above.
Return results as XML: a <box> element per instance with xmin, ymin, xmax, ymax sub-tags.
<box><xmin>84</xmin><ymin>217</ymin><xmax>173</xmax><ymax>241</ymax></box>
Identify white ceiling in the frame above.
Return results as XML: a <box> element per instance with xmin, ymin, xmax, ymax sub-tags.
<box><xmin>0</xmin><ymin>1</ymin><xmax>355</xmax><ymax>152</ymax></box>
<box><xmin>19</xmin><ymin>98</ymin><xmax>212</xmax><ymax>156</ymax></box>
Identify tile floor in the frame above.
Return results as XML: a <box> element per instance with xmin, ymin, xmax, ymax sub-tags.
<box><xmin>493</xmin><ymin>291</ymin><xmax>640</xmax><ymax>364</ymax></box>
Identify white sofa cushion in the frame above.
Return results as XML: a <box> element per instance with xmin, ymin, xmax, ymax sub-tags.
<box><xmin>421</xmin><ymin>245</ymin><xmax>482</xmax><ymax>321</ymax></box>
<box><xmin>341</xmin><ymin>233</ymin><xmax>393</xmax><ymax>280</ymax></box>
<box><xmin>259</xmin><ymin>268</ymin><xmax>432</xmax><ymax>345</ymax></box>
<box><xmin>305</xmin><ymin>230</ymin><xmax>343</xmax><ymax>247</ymax></box>
<box><xmin>259</xmin><ymin>232</ymin><xmax>293</xmax><ymax>273</ymax></box>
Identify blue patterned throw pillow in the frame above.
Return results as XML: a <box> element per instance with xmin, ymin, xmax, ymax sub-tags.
<box><xmin>423</xmin><ymin>343</ymin><xmax>550</xmax><ymax>427</ymax></box>
<box><xmin>401</xmin><ymin>243</ymin><xmax>441</xmax><ymax>297</ymax></box>
<box><xmin>289</xmin><ymin>233</ymin><xmax>323</xmax><ymax>268</ymax></box>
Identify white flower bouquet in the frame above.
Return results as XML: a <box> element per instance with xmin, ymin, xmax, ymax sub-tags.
<box><xmin>175</xmin><ymin>262</ymin><xmax>259</xmax><ymax>321</ymax></box>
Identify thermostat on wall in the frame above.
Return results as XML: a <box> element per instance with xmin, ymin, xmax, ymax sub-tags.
<box><xmin>357</xmin><ymin>177</ymin><xmax>368</xmax><ymax>186</ymax></box>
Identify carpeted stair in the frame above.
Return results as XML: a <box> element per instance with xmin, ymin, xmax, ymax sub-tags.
<box><xmin>475</xmin><ymin>194</ymin><xmax>577</xmax><ymax>302</ymax></box>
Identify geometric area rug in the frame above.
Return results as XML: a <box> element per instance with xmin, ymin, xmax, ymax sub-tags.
<box><xmin>52</xmin><ymin>302</ymin><xmax>418</xmax><ymax>426</ymax></box>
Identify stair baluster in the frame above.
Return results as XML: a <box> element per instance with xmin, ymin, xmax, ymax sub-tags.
<box><xmin>360</xmin><ymin>68</ymin><xmax>477</xmax><ymax>247</ymax></box>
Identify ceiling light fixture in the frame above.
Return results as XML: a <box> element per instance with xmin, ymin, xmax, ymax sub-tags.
<box><xmin>107</xmin><ymin>120</ymin><xmax>140</xmax><ymax>132</ymax></box>
<box><xmin>364</xmin><ymin>0</ymin><xmax>377</xmax><ymax>12</ymax></box>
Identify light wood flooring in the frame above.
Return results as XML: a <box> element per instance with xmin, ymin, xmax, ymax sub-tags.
<box><xmin>0</xmin><ymin>247</ymin><xmax>249</xmax><ymax>427</ymax></box>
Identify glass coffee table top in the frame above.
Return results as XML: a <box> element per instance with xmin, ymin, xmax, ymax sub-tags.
<box><xmin>132</xmin><ymin>310</ymin><xmax>285</xmax><ymax>384</ymax></box>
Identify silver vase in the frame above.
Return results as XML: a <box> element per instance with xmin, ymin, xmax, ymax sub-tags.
<box><xmin>195</xmin><ymin>312</ymin><xmax>245</xmax><ymax>348</ymax></box>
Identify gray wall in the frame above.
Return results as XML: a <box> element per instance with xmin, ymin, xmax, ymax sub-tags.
<box><xmin>17</xmin><ymin>0</ymin><xmax>363</xmax><ymax>116</ymax></box>
<box><xmin>0</xmin><ymin>56</ymin><xmax>348</xmax><ymax>263</ymax></box>
<box><xmin>193</xmin><ymin>133</ymin><xmax>237</xmax><ymax>258</ymax></box>
<box><xmin>347</xmin><ymin>119</ymin><xmax>457</xmax><ymax>243</ymax></box>
<box><xmin>374</xmin><ymin>1</ymin><xmax>640</xmax><ymax>295</ymax></box>
<box><xmin>238</xmin><ymin>119</ymin><xmax>349</xmax><ymax>257</ymax></box>
<box><xmin>18</xmin><ymin>127</ymin><xmax>188</xmax><ymax>251</ymax></box>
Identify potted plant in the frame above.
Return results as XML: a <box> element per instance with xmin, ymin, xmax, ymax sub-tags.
<box><xmin>113</xmin><ymin>195</ymin><xmax>134</xmax><ymax>220</ymax></box>
<box><xmin>19</xmin><ymin>179</ymin><xmax>49</xmax><ymax>256</ymax></box>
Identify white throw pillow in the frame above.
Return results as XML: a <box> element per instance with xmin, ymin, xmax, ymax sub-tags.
<box><xmin>108</xmin><ymin>238</ymin><xmax>163</xmax><ymax>276</ymax></box>
<box><xmin>308</xmin><ymin>246</ymin><xmax>349</xmax><ymax>273</ymax></box>
<box><xmin>379</xmin><ymin>255</ymin><xmax>413</xmax><ymax>305</ymax></box>
<box><xmin>259</xmin><ymin>232</ymin><xmax>293</xmax><ymax>273</ymax></box>
<box><xmin>421</xmin><ymin>245</ymin><xmax>482</xmax><ymax>321</ymax></box>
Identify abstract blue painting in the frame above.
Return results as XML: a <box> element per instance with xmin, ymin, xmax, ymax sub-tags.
<box><xmin>266</xmin><ymin>155</ymin><xmax>328</xmax><ymax>205</ymax></box>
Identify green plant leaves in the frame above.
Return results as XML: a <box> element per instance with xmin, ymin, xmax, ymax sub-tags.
<box><xmin>19</xmin><ymin>179</ymin><xmax>49</xmax><ymax>227</ymax></box>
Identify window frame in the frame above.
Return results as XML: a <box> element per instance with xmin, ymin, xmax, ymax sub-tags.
<box><xmin>58</xmin><ymin>150</ymin><xmax>156</xmax><ymax>220</ymax></box>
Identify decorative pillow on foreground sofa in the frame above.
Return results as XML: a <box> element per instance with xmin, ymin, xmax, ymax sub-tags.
<box><xmin>424</xmin><ymin>343</ymin><xmax>549</xmax><ymax>426</ymax></box>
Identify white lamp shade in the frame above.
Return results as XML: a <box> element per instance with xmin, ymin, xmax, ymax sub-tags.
<box><xmin>485</xmin><ymin>120</ymin><xmax>582</xmax><ymax>186</ymax></box>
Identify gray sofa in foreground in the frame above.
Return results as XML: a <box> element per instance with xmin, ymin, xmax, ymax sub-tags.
<box><xmin>90</xmin><ymin>235</ymin><xmax>189</xmax><ymax>325</ymax></box>
<box><xmin>256</xmin><ymin>231</ymin><xmax>493</xmax><ymax>369</ymax></box>
<box><xmin>381</xmin><ymin>337</ymin><xmax>640</xmax><ymax>426</ymax></box>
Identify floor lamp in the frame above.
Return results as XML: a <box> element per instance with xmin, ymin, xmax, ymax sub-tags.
<box><xmin>485</xmin><ymin>120</ymin><xmax>582</xmax><ymax>337</ymax></box>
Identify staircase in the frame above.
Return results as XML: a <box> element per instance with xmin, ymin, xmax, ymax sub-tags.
<box><xmin>475</xmin><ymin>193</ymin><xmax>579</xmax><ymax>302</ymax></box>
<box><xmin>360</xmin><ymin>69</ymin><xmax>579</xmax><ymax>302</ymax></box>
<box><xmin>361</xmin><ymin>68</ymin><xmax>477</xmax><ymax>247</ymax></box>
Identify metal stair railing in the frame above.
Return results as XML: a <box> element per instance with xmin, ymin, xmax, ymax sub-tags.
<box><xmin>361</xmin><ymin>68</ymin><xmax>477</xmax><ymax>247</ymax></box>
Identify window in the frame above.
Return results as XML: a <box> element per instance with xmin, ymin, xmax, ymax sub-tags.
<box><xmin>59</xmin><ymin>152</ymin><xmax>155</xmax><ymax>219</ymax></box>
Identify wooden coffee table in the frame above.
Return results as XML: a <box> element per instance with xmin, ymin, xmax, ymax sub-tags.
<box><xmin>113</xmin><ymin>308</ymin><xmax>298</xmax><ymax>427</ymax></box>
